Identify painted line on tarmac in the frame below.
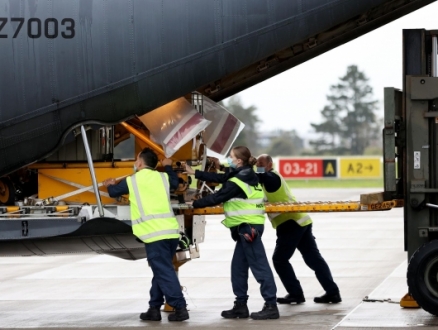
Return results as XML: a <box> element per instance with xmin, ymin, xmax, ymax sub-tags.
<box><xmin>331</xmin><ymin>260</ymin><xmax>407</xmax><ymax>329</ymax></box>
<box><xmin>367</xmin><ymin>260</ymin><xmax>407</xmax><ymax>298</ymax></box>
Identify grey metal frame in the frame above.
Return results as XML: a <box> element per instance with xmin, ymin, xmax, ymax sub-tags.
<box><xmin>384</xmin><ymin>29</ymin><xmax>438</xmax><ymax>258</ymax></box>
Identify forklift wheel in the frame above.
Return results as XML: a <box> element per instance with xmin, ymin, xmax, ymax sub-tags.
<box><xmin>407</xmin><ymin>240</ymin><xmax>438</xmax><ymax>316</ymax></box>
<box><xmin>0</xmin><ymin>177</ymin><xmax>15</xmax><ymax>205</ymax></box>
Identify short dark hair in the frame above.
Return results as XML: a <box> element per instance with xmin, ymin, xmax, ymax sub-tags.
<box><xmin>139</xmin><ymin>148</ymin><xmax>158</xmax><ymax>168</ymax></box>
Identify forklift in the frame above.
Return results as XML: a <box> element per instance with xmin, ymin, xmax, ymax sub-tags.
<box><xmin>384</xmin><ymin>28</ymin><xmax>438</xmax><ymax>315</ymax></box>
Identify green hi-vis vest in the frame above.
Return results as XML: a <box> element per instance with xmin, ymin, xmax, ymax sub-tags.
<box><xmin>262</xmin><ymin>170</ymin><xmax>312</xmax><ymax>229</ymax></box>
<box><xmin>126</xmin><ymin>169</ymin><xmax>180</xmax><ymax>243</ymax></box>
<box><xmin>222</xmin><ymin>177</ymin><xmax>266</xmax><ymax>228</ymax></box>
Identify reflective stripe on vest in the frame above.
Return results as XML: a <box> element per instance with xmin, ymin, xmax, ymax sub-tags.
<box><xmin>222</xmin><ymin>177</ymin><xmax>265</xmax><ymax>228</ymax></box>
<box><xmin>127</xmin><ymin>170</ymin><xmax>180</xmax><ymax>243</ymax></box>
<box><xmin>268</xmin><ymin>213</ymin><xmax>312</xmax><ymax>225</ymax></box>
<box><xmin>262</xmin><ymin>170</ymin><xmax>312</xmax><ymax>229</ymax></box>
<box><xmin>131</xmin><ymin>173</ymin><xmax>174</xmax><ymax>225</ymax></box>
<box><xmin>224</xmin><ymin>208</ymin><xmax>265</xmax><ymax>217</ymax></box>
<box><xmin>138</xmin><ymin>229</ymin><xmax>181</xmax><ymax>242</ymax></box>
<box><xmin>229</xmin><ymin>198</ymin><xmax>265</xmax><ymax>204</ymax></box>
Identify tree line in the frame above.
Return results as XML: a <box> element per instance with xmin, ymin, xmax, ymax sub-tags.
<box><xmin>222</xmin><ymin>65</ymin><xmax>382</xmax><ymax>157</ymax></box>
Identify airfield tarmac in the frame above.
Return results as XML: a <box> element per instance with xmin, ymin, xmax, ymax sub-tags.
<box><xmin>0</xmin><ymin>188</ymin><xmax>437</xmax><ymax>329</ymax></box>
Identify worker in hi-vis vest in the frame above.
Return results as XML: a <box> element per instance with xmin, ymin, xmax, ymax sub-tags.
<box><xmin>185</xmin><ymin>146</ymin><xmax>279</xmax><ymax>320</ymax></box>
<box><xmin>256</xmin><ymin>154</ymin><xmax>341</xmax><ymax>305</ymax></box>
<box><xmin>103</xmin><ymin>148</ymin><xmax>189</xmax><ymax>322</ymax></box>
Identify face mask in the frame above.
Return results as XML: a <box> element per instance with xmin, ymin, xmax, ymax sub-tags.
<box><xmin>256</xmin><ymin>167</ymin><xmax>265</xmax><ymax>173</ymax></box>
<box><xmin>133</xmin><ymin>165</ymin><xmax>138</xmax><ymax>173</ymax></box>
<box><xmin>227</xmin><ymin>157</ymin><xmax>237</xmax><ymax>168</ymax></box>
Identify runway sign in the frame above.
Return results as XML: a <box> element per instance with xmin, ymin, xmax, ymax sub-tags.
<box><xmin>339</xmin><ymin>158</ymin><xmax>381</xmax><ymax>178</ymax></box>
<box><xmin>278</xmin><ymin>158</ymin><xmax>336</xmax><ymax>178</ymax></box>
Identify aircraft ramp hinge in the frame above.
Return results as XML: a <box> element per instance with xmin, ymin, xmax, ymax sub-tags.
<box><xmin>257</xmin><ymin>57</ymin><xmax>279</xmax><ymax>72</ymax></box>
<box><xmin>307</xmin><ymin>38</ymin><xmax>317</xmax><ymax>49</ymax></box>
<box><xmin>205</xmin><ymin>83</ymin><xmax>221</xmax><ymax>95</ymax></box>
<box><xmin>356</xmin><ymin>15</ymin><xmax>367</xmax><ymax>26</ymax></box>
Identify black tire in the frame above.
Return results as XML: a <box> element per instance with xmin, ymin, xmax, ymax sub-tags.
<box><xmin>407</xmin><ymin>240</ymin><xmax>438</xmax><ymax>316</ymax></box>
<box><xmin>0</xmin><ymin>177</ymin><xmax>15</xmax><ymax>205</ymax></box>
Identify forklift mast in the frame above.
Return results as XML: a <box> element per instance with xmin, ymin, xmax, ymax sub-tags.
<box><xmin>384</xmin><ymin>28</ymin><xmax>438</xmax><ymax>315</ymax></box>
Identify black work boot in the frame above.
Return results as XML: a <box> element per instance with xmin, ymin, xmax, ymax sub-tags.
<box><xmin>168</xmin><ymin>306</ymin><xmax>189</xmax><ymax>322</ymax></box>
<box><xmin>140</xmin><ymin>306</ymin><xmax>161</xmax><ymax>321</ymax></box>
<box><xmin>314</xmin><ymin>292</ymin><xmax>342</xmax><ymax>304</ymax></box>
<box><xmin>221</xmin><ymin>301</ymin><xmax>249</xmax><ymax>319</ymax></box>
<box><xmin>250</xmin><ymin>303</ymin><xmax>280</xmax><ymax>320</ymax></box>
<box><xmin>277</xmin><ymin>293</ymin><xmax>305</xmax><ymax>304</ymax></box>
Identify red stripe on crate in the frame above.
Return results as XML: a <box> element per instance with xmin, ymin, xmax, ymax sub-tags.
<box><xmin>210</xmin><ymin>115</ymin><xmax>238</xmax><ymax>153</ymax></box>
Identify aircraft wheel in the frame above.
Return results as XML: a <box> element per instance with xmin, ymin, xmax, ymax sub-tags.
<box><xmin>0</xmin><ymin>177</ymin><xmax>15</xmax><ymax>205</ymax></box>
<box><xmin>407</xmin><ymin>240</ymin><xmax>438</xmax><ymax>316</ymax></box>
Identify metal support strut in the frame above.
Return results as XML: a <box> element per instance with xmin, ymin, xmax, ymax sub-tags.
<box><xmin>80</xmin><ymin>125</ymin><xmax>104</xmax><ymax>217</ymax></box>
<box><xmin>432</xmin><ymin>35</ymin><xmax>437</xmax><ymax>78</ymax></box>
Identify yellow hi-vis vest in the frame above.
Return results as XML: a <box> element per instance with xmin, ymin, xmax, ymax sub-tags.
<box><xmin>222</xmin><ymin>177</ymin><xmax>266</xmax><ymax>228</ymax></box>
<box><xmin>126</xmin><ymin>169</ymin><xmax>180</xmax><ymax>243</ymax></box>
<box><xmin>262</xmin><ymin>170</ymin><xmax>312</xmax><ymax>229</ymax></box>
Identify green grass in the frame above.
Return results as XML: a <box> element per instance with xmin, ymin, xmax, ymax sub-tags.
<box><xmin>286</xmin><ymin>178</ymin><xmax>384</xmax><ymax>189</ymax></box>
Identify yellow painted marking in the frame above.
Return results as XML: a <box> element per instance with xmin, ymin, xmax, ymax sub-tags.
<box><xmin>339</xmin><ymin>158</ymin><xmax>381</xmax><ymax>178</ymax></box>
<box><xmin>182</xmin><ymin>199</ymin><xmax>404</xmax><ymax>215</ymax></box>
<box><xmin>325</xmin><ymin>162</ymin><xmax>335</xmax><ymax>175</ymax></box>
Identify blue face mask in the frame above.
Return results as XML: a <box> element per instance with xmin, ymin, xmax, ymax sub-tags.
<box><xmin>227</xmin><ymin>157</ymin><xmax>237</xmax><ymax>168</ymax></box>
<box><xmin>256</xmin><ymin>167</ymin><xmax>265</xmax><ymax>173</ymax></box>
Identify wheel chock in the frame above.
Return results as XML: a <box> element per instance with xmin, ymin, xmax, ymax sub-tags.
<box><xmin>163</xmin><ymin>302</ymin><xmax>190</xmax><ymax>312</ymax></box>
<box><xmin>163</xmin><ymin>303</ymin><xmax>174</xmax><ymax>312</ymax></box>
<box><xmin>400</xmin><ymin>293</ymin><xmax>420</xmax><ymax>308</ymax></box>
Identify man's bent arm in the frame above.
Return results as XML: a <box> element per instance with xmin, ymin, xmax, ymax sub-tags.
<box><xmin>164</xmin><ymin>165</ymin><xmax>179</xmax><ymax>190</ymax></box>
<box><xmin>258</xmin><ymin>171</ymin><xmax>282</xmax><ymax>193</ymax></box>
<box><xmin>107</xmin><ymin>179</ymin><xmax>129</xmax><ymax>197</ymax></box>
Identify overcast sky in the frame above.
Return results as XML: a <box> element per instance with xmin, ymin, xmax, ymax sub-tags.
<box><xmin>224</xmin><ymin>2</ymin><xmax>438</xmax><ymax>137</ymax></box>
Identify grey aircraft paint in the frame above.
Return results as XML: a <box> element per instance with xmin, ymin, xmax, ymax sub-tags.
<box><xmin>0</xmin><ymin>0</ymin><xmax>435</xmax><ymax>177</ymax></box>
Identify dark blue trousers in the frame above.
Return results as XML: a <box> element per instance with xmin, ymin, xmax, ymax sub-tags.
<box><xmin>144</xmin><ymin>238</ymin><xmax>186</xmax><ymax>309</ymax></box>
<box><xmin>231</xmin><ymin>224</ymin><xmax>277</xmax><ymax>305</ymax></box>
<box><xmin>272</xmin><ymin>220</ymin><xmax>339</xmax><ymax>296</ymax></box>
